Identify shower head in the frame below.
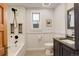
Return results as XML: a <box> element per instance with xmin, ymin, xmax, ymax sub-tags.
<box><xmin>12</xmin><ymin>8</ymin><xmax>17</xmax><ymax>12</ymax></box>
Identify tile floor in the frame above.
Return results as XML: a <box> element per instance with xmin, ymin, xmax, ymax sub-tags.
<box><xmin>24</xmin><ymin>49</ymin><xmax>53</xmax><ymax>56</ymax></box>
<box><xmin>24</xmin><ymin>50</ymin><xmax>46</xmax><ymax>56</ymax></box>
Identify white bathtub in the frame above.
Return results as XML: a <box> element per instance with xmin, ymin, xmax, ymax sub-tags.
<box><xmin>8</xmin><ymin>43</ymin><xmax>25</xmax><ymax>56</ymax></box>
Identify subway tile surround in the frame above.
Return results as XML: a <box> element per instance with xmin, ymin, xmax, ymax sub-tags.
<box><xmin>8</xmin><ymin>6</ymin><xmax>26</xmax><ymax>55</ymax></box>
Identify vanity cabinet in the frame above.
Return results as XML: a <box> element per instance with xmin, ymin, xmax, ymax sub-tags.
<box><xmin>54</xmin><ymin>39</ymin><xmax>63</xmax><ymax>56</ymax></box>
<box><xmin>54</xmin><ymin>3</ymin><xmax>79</xmax><ymax>56</ymax></box>
<box><xmin>54</xmin><ymin>39</ymin><xmax>79</xmax><ymax>56</ymax></box>
<box><xmin>62</xmin><ymin>45</ymin><xmax>74</xmax><ymax>56</ymax></box>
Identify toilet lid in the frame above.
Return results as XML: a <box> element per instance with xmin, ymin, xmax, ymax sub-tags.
<box><xmin>44</xmin><ymin>43</ymin><xmax>53</xmax><ymax>47</ymax></box>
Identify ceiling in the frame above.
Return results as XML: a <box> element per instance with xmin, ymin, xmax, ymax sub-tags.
<box><xmin>8</xmin><ymin>3</ymin><xmax>60</xmax><ymax>8</ymax></box>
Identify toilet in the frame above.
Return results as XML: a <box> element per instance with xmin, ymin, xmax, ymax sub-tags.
<box><xmin>44</xmin><ymin>43</ymin><xmax>53</xmax><ymax>56</ymax></box>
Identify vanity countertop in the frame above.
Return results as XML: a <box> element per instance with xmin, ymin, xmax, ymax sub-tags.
<box><xmin>54</xmin><ymin>38</ymin><xmax>76</xmax><ymax>50</ymax></box>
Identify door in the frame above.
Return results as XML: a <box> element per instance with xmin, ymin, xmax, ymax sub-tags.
<box><xmin>54</xmin><ymin>40</ymin><xmax>60</xmax><ymax>56</ymax></box>
<box><xmin>54</xmin><ymin>39</ymin><xmax>62</xmax><ymax>56</ymax></box>
<box><xmin>0</xmin><ymin>4</ymin><xmax>7</xmax><ymax>56</ymax></box>
<box><xmin>62</xmin><ymin>45</ymin><xmax>74</xmax><ymax>56</ymax></box>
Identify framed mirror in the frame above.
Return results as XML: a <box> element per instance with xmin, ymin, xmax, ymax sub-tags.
<box><xmin>67</xmin><ymin>7</ymin><xmax>74</xmax><ymax>29</ymax></box>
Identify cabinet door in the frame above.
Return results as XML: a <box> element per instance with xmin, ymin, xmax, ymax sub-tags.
<box><xmin>54</xmin><ymin>40</ymin><xmax>59</xmax><ymax>56</ymax></box>
<box><xmin>54</xmin><ymin>40</ymin><xmax>62</xmax><ymax>56</ymax></box>
<box><xmin>0</xmin><ymin>4</ymin><xmax>7</xmax><ymax>56</ymax></box>
<box><xmin>62</xmin><ymin>45</ymin><xmax>74</xmax><ymax>56</ymax></box>
<box><xmin>74</xmin><ymin>51</ymin><xmax>79</xmax><ymax>56</ymax></box>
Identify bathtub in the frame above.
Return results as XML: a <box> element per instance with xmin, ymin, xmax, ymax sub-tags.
<box><xmin>8</xmin><ymin>43</ymin><xmax>25</xmax><ymax>56</ymax></box>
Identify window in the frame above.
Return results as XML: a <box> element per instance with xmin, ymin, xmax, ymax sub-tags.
<box><xmin>32</xmin><ymin>13</ymin><xmax>40</xmax><ymax>28</ymax></box>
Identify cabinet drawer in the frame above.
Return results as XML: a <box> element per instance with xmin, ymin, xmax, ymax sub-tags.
<box><xmin>62</xmin><ymin>45</ymin><xmax>74</xmax><ymax>56</ymax></box>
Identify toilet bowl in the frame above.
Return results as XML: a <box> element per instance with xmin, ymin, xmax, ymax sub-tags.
<box><xmin>44</xmin><ymin>43</ymin><xmax>53</xmax><ymax>47</ymax></box>
<box><xmin>44</xmin><ymin>43</ymin><xmax>53</xmax><ymax>56</ymax></box>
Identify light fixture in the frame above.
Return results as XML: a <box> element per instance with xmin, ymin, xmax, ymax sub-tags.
<box><xmin>42</xmin><ymin>3</ymin><xmax>51</xmax><ymax>7</ymax></box>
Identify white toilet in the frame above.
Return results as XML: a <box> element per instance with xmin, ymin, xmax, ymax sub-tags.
<box><xmin>44</xmin><ymin>43</ymin><xmax>53</xmax><ymax>56</ymax></box>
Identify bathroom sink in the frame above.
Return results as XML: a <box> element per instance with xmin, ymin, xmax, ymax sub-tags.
<box><xmin>59</xmin><ymin>37</ymin><xmax>75</xmax><ymax>41</ymax></box>
<box><xmin>59</xmin><ymin>38</ymin><xmax>67</xmax><ymax>40</ymax></box>
<box><xmin>61</xmin><ymin>40</ymin><xmax>75</xmax><ymax>45</ymax></box>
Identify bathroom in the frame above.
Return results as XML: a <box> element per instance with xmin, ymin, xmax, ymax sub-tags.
<box><xmin>7</xmin><ymin>3</ymin><xmax>74</xmax><ymax>56</ymax></box>
<box><xmin>0</xmin><ymin>3</ymin><xmax>76</xmax><ymax>56</ymax></box>
<box><xmin>7</xmin><ymin>3</ymin><xmax>54</xmax><ymax>56</ymax></box>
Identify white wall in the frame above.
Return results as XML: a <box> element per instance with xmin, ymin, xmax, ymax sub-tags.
<box><xmin>53</xmin><ymin>3</ymin><xmax>74</xmax><ymax>38</ymax></box>
<box><xmin>25</xmin><ymin>8</ymin><xmax>54</xmax><ymax>33</ymax></box>
<box><xmin>8</xmin><ymin>6</ymin><xmax>26</xmax><ymax>55</ymax></box>
<box><xmin>53</xmin><ymin>4</ymin><xmax>66</xmax><ymax>37</ymax></box>
<box><xmin>25</xmin><ymin>8</ymin><xmax>54</xmax><ymax>49</ymax></box>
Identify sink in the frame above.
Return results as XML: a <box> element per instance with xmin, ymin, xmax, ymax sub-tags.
<box><xmin>59</xmin><ymin>37</ymin><xmax>75</xmax><ymax>41</ymax></box>
<box><xmin>59</xmin><ymin>38</ymin><xmax>67</xmax><ymax>40</ymax></box>
<box><xmin>61</xmin><ymin>40</ymin><xmax>75</xmax><ymax>45</ymax></box>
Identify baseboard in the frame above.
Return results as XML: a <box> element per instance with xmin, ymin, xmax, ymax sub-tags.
<box><xmin>26</xmin><ymin>48</ymin><xmax>45</xmax><ymax>51</ymax></box>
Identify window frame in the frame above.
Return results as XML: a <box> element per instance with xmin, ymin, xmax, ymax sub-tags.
<box><xmin>32</xmin><ymin>13</ymin><xmax>40</xmax><ymax>28</ymax></box>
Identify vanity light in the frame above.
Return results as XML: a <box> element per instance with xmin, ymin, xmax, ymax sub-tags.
<box><xmin>42</xmin><ymin>3</ymin><xmax>51</xmax><ymax>7</ymax></box>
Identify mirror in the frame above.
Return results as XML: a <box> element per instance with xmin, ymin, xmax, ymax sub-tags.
<box><xmin>67</xmin><ymin>8</ymin><xmax>74</xmax><ymax>29</ymax></box>
<box><xmin>66</xmin><ymin>7</ymin><xmax>75</xmax><ymax>39</ymax></box>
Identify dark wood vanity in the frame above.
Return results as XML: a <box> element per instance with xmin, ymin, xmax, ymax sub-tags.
<box><xmin>54</xmin><ymin>3</ymin><xmax>79</xmax><ymax>56</ymax></box>
<box><xmin>54</xmin><ymin>38</ymin><xmax>79</xmax><ymax>56</ymax></box>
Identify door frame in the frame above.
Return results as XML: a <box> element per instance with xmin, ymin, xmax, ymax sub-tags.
<box><xmin>0</xmin><ymin>3</ymin><xmax>8</xmax><ymax>55</ymax></box>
